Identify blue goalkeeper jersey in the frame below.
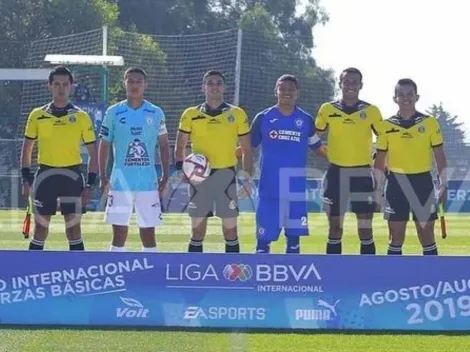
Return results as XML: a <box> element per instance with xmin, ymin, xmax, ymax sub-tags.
<box><xmin>251</xmin><ymin>105</ymin><xmax>321</xmax><ymax>200</ymax></box>
<box><xmin>99</xmin><ymin>100</ymin><xmax>167</xmax><ymax>192</ymax></box>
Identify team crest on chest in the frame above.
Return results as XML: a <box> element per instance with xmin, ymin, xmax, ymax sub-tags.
<box><xmin>294</xmin><ymin>118</ymin><xmax>304</xmax><ymax>129</ymax></box>
<box><xmin>359</xmin><ymin>110</ymin><xmax>367</xmax><ymax>119</ymax></box>
<box><xmin>146</xmin><ymin>115</ymin><xmax>153</xmax><ymax>125</ymax></box>
<box><xmin>68</xmin><ymin>115</ymin><xmax>76</xmax><ymax>123</ymax></box>
<box><xmin>227</xmin><ymin>115</ymin><xmax>235</xmax><ymax>123</ymax></box>
<box><xmin>418</xmin><ymin>126</ymin><xmax>425</xmax><ymax>133</ymax></box>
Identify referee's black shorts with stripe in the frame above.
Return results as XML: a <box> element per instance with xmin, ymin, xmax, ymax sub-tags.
<box><xmin>33</xmin><ymin>164</ymin><xmax>86</xmax><ymax>216</ymax></box>
<box><xmin>384</xmin><ymin>171</ymin><xmax>437</xmax><ymax>222</ymax></box>
<box><xmin>188</xmin><ymin>167</ymin><xmax>238</xmax><ymax>219</ymax></box>
<box><xmin>321</xmin><ymin>164</ymin><xmax>376</xmax><ymax>216</ymax></box>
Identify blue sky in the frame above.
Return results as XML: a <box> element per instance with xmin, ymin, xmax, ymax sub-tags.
<box><xmin>304</xmin><ymin>0</ymin><xmax>470</xmax><ymax>139</ymax></box>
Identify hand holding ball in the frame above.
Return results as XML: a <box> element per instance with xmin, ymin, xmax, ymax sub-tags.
<box><xmin>182</xmin><ymin>153</ymin><xmax>211</xmax><ymax>184</ymax></box>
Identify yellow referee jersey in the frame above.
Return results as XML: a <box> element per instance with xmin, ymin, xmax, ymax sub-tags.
<box><xmin>178</xmin><ymin>102</ymin><xmax>250</xmax><ymax>169</ymax></box>
<box><xmin>315</xmin><ymin>100</ymin><xmax>383</xmax><ymax>167</ymax></box>
<box><xmin>376</xmin><ymin>112</ymin><xmax>443</xmax><ymax>174</ymax></box>
<box><xmin>24</xmin><ymin>103</ymin><xmax>96</xmax><ymax>167</ymax></box>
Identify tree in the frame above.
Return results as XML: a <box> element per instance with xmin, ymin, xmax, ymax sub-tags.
<box><xmin>0</xmin><ymin>0</ymin><xmax>119</xmax><ymax>137</ymax></box>
<box><xmin>236</xmin><ymin>2</ymin><xmax>334</xmax><ymax>119</ymax></box>
<box><xmin>427</xmin><ymin>103</ymin><xmax>470</xmax><ymax>178</ymax></box>
<box><xmin>429</xmin><ymin>104</ymin><xmax>466</xmax><ymax>145</ymax></box>
<box><xmin>117</xmin><ymin>0</ymin><xmax>224</xmax><ymax>35</ymax></box>
<box><xmin>115</xmin><ymin>0</ymin><xmax>335</xmax><ymax>118</ymax></box>
<box><xmin>107</xmin><ymin>28</ymin><xmax>167</xmax><ymax>106</ymax></box>
<box><xmin>0</xmin><ymin>0</ymin><xmax>118</xmax><ymax>48</ymax></box>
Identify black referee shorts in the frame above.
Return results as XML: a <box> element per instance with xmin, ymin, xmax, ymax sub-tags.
<box><xmin>322</xmin><ymin>164</ymin><xmax>376</xmax><ymax>216</ymax></box>
<box><xmin>32</xmin><ymin>164</ymin><xmax>86</xmax><ymax>216</ymax></box>
<box><xmin>188</xmin><ymin>167</ymin><xmax>239</xmax><ymax>219</ymax></box>
<box><xmin>384</xmin><ymin>171</ymin><xmax>437</xmax><ymax>222</ymax></box>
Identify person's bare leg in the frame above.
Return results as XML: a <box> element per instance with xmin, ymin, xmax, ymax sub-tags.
<box><xmin>188</xmin><ymin>217</ymin><xmax>207</xmax><ymax>252</ymax></box>
<box><xmin>357</xmin><ymin>212</ymin><xmax>375</xmax><ymax>254</ymax></box>
<box><xmin>415</xmin><ymin>220</ymin><xmax>438</xmax><ymax>255</ymax></box>
<box><xmin>110</xmin><ymin>225</ymin><xmax>128</xmax><ymax>252</ymax></box>
<box><xmin>140</xmin><ymin>227</ymin><xmax>157</xmax><ymax>252</ymax></box>
<box><xmin>223</xmin><ymin>217</ymin><xmax>239</xmax><ymax>253</ymax></box>
<box><xmin>29</xmin><ymin>215</ymin><xmax>51</xmax><ymax>250</ymax></box>
<box><xmin>387</xmin><ymin>221</ymin><xmax>407</xmax><ymax>255</ymax></box>
<box><xmin>326</xmin><ymin>215</ymin><xmax>343</xmax><ymax>254</ymax></box>
<box><xmin>64</xmin><ymin>213</ymin><xmax>84</xmax><ymax>250</ymax></box>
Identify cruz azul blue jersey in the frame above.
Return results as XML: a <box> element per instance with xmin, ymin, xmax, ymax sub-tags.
<box><xmin>251</xmin><ymin>106</ymin><xmax>321</xmax><ymax>199</ymax></box>
<box><xmin>99</xmin><ymin>100</ymin><xmax>167</xmax><ymax>192</ymax></box>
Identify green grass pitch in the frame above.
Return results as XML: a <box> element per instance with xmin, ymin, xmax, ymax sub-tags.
<box><xmin>0</xmin><ymin>210</ymin><xmax>469</xmax><ymax>351</ymax></box>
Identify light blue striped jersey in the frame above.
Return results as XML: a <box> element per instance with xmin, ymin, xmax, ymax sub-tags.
<box><xmin>99</xmin><ymin>100</ymin><xmax>167</xmax><ymax>191</ymax></box>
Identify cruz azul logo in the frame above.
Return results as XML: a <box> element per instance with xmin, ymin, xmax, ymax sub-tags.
<box><xmin>116</xmin><ymin>297</ymin><xmax>149</xmax><ymax>318</ymax></box>
<box><xmin>124</xmin><ymin>139</ymin><xmax>150</xmax><ymax>166</ymax></box>
<box><xmin>165</xmin><ymin>262</ymin><xmax>323</xmax><ymax>294</ymax></box>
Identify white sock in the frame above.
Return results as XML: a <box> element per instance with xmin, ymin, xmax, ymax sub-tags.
<box><xmin>110</xmin><ymin>245</ymin><xmax>126</xmax><ymax>252</ymax></box>
<box><xmin>142</xmin><ymin>246</ymin><xmax>157</xmax><ymax>253</ymax></box>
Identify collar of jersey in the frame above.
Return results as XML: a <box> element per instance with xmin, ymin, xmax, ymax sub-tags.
<box><xmin>199</xmin><ymin>102</ymin><xmax>230</xmax><ymax>117</ymax></box>
<box><xmin>395</xmin><ymin>111</ymin><xmax>422</xmax><ymax>119</ymax></box>
<box><xmin>333</xmin><ymin>99</ymin><xmax>367</xmax><ymax>114</ymax></box>
<box><xmin>125</xmin><ymin>99</ymin><xmax>147</xmax><ymax>111</ymax></box>
<box><xmin>44</xmin><ymin>102</ymin><xmax>75</xmax><ymax>117</ymax></box>
<box><xmin>391</xmin><ymin>111</ymin><xmax>426</xmax><ymax>127</ymax></box>
<box><xmin>274</xmin><ymin>105</ymin><xmax>298</xmax><ymax>117</ymax></box>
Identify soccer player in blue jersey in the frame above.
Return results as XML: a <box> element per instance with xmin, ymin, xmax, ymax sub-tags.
<box><xmin>249</xmin><ymin>74</ymin><xmax>326</xmax><ymax>254</ymax></box>
<box><xmin>98</xmin><ymin>67</ymin><xmax>170</xmax><ymax>252</ymax></box>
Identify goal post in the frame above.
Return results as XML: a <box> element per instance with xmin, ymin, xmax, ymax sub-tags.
<box><xmin>43</xmin><ymin>53</ymin><xmax>124</xmax><ymax>106</ymax></box>
<box><xmin>0</xmin><ymin>69</ymin><xmax>55</xmax><ymax>210</ymax></box>
<box><xmin>0</xmin><ymin>69</ymin><xmax>50</xmax><ymax>81</ymax></box>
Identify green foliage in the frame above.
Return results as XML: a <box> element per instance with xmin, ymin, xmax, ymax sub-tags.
<box><xmin>0</xmin><ymin>0</ymin><xmax>117</xmax><ymax>42</ymax></box>
<box><xmin>107</xmin><ymin>28</ymin><xmax>167</xmax><ymax>105</ymax></box>
<box><xmin>428</xmin><ymin>104</ymin><xmax>466</xmax><ymax>146</ymax></box>
<box><xmin>0</xmin><ymin>0</ymin><xmax>119</xmax><ymax>138</ymax></box>
<box><xmin>114</xmin><ymin>0</ymin><xmax>335</xmax><ymax>117</ymax></box>
<box><xmin>2</xmin><ymin>0</ymin><xmax>335</xmax><ymax>140</ymax></box>
<box><xmin>117</xmin><ymin>0</ymin><xmax>221</xmax><ymax>34</ymax></box>
<box><xmin>427</xmin><ymin>103</ymin><xmax>470</xmax><ymax>175</ymax></box>
<box><xmin>236</xmin><ymin>2</ymin><xmax>334</xmax><ymax>118</ymax></box>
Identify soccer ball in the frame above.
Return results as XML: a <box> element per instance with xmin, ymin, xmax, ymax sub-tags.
<box><xmin>182</xmin><ymin>153</ymin><xmax>211</xmax><ymax>184</ymax></box>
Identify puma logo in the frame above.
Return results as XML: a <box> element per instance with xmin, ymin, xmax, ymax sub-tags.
<box><xmin>317</xmin><ymin>299</ymin><xmax>340</xmax><ymax>316</ymax></box>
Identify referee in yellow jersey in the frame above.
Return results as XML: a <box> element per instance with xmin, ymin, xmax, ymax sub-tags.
<box><xmin>20</xmin><ymin>66</ymin><xmax>98</xmax><ymax>251</ymax></box>
<box><xmin>315</xmin><ymin>67</ymin><xmax>383</xmax><ymax>255</ymax></box>
<box><xmin>175</xmin><ymin>70</ymin><xmax>253</xmax><ymax>253</ymax></box>
<box><xmin>374</xmin><ymin>79</ymin><xmax>447</xmax><ymax>255</ymax></box>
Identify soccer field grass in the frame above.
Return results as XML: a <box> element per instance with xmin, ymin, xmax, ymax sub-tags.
<box><xmin>0</xmin><ymin>210</ymin><xmax>469</xmax><ymax>351</ymax></box>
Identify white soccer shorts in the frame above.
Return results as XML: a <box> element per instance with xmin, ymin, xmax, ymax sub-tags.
<box><xmin>104</xmin><ymin>190</ymin><xmax>162</xmax><ymax>228</ymax></box>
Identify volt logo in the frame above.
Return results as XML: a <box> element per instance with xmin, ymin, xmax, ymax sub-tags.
<box><xmin>116</xmin><ymin>297</ymin><xmax>149</xmax><ymax>318</ymax></box>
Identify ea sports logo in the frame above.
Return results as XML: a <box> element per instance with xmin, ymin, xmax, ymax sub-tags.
<box><xmin>223</xmin><ymin>264</ymin><xmax>253</xmax><ymax>282</ymax></box>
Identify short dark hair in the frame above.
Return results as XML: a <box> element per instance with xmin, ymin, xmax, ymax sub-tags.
<box><xmin>395</xmin><ymin>78</ymin><xmax>418</xmax><ymax>95</ymax></box>
<box><xmin>48</xmin><ymin>66</ymin><xmax>73</xmax><ymax>84</ymax></box>
<box><xmin>203</xmin><ymin>70</ymin><xmax>225</xmax><ymax>83</ymax></box>
<box><xmin>276</xmin><ymin>74</ymin><xmax>299</xmax><ymax>88</ymax></box>
<box><xmin>124</xmin><ymin>67</ymin><xmax>147</xmax><ymax>79</ymax></box>
<box><xmin>340</xmin><ymin>67</ymin><xmax>363</xmax><ymax>82</ymax></box>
